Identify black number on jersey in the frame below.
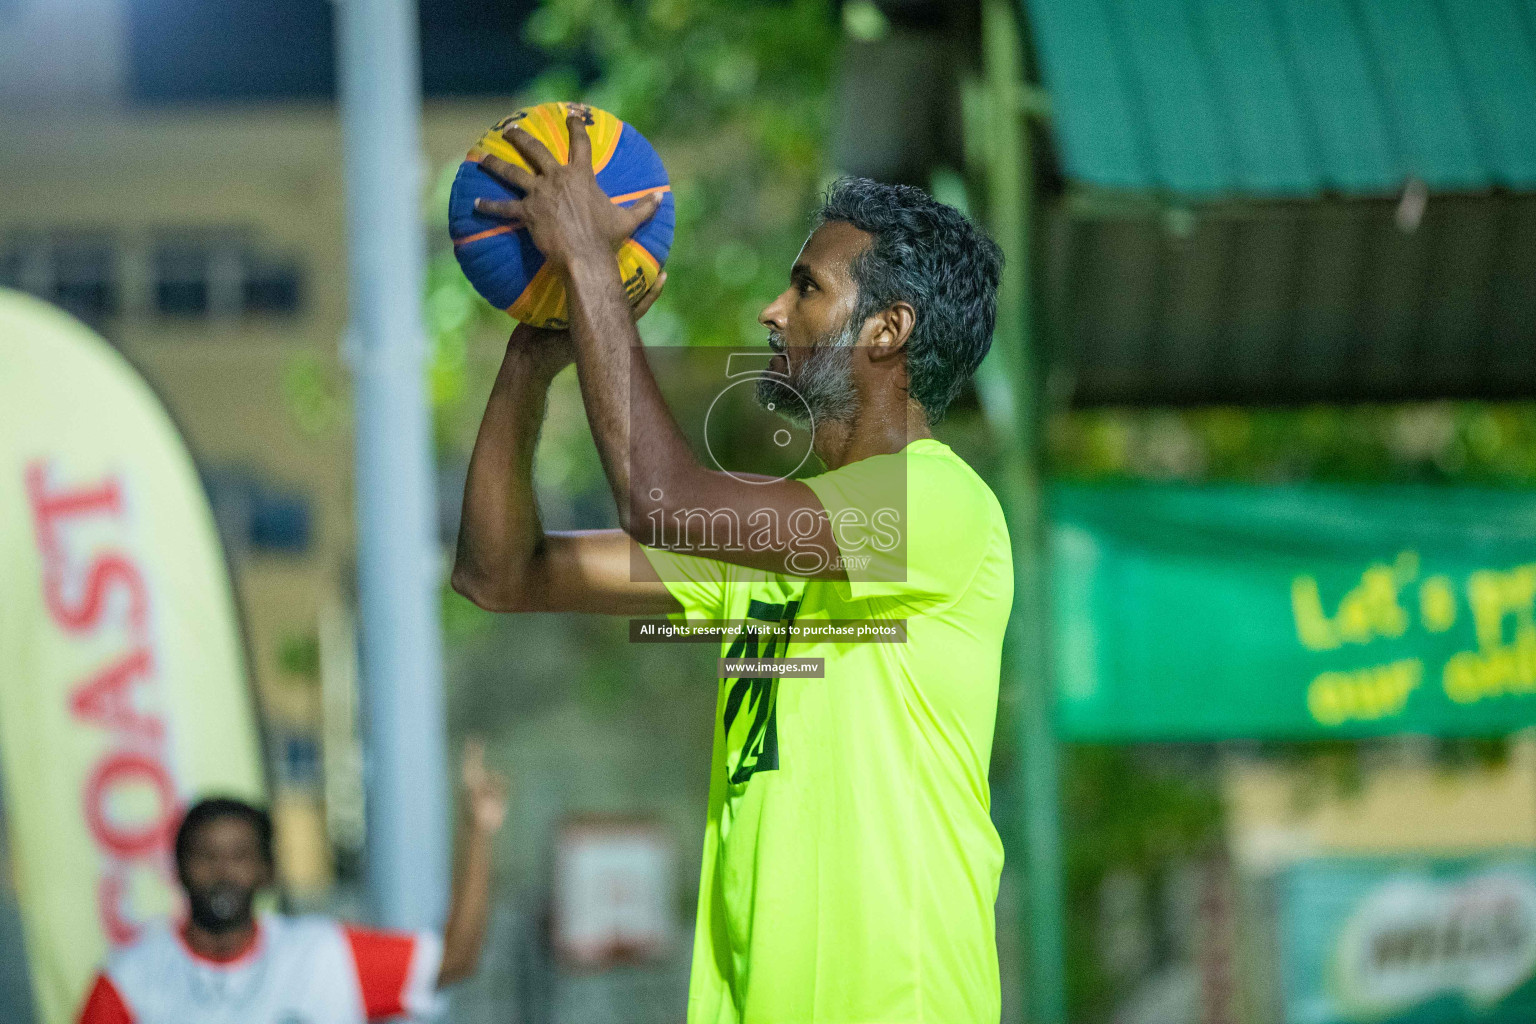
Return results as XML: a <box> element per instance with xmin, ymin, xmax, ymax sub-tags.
<box><xmin>722</xmin><ymin>598</ymin><xmax>799</xmax><ymax>785</ymax></box>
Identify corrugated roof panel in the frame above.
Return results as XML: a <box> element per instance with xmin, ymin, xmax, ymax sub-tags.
<box><xmin>1024</xmin><ymin>0</ymin><xmax>1536</xmax><ymax>197</ymax></box>
<box><xmin>1439</xmin><ymin>0</ymin><xmax>1536</xmax><ymax>186</ymax></box>
<box><xmin>1109</xmin><ymin>0</ymin><xmax>1234</xmax><ymax>194</ymax></box>
<box><xmin>1020</xmin><ymin>0</ymin><xmax>1150</xmax><ymax>190</ymax></box>
<box><xmin>1188</xmin><ymin>0</ymin><xmax>1316</xmax><ymax>195</ymax></box>
<box><xmin>1270</xmin><ymin>0</ymin><xmax>1399</xmax><ymax>192</ymax></box>
<box><xmin>1353</xmin><ymin>0</ymin><xmax>1485</xmax><ymax>190</ymax></box>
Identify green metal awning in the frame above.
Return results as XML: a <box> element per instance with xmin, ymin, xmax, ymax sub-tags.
<box><xmin>1022</xmin><ymin>0</ymin><xmax>1536</xmax><ymax>199</ymax></box>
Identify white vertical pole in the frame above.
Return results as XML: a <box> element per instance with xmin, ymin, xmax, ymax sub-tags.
<box><xmin>334</xmin><ymin>0</ymin><xmax>449</xmax><ymax>930</ymax></box>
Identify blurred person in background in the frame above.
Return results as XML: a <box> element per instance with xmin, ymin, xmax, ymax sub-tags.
<box><xmin>76</xmin><ymin>740</ymin><xmax>509</xmax><ymax>1024</ymax></box>
<box><xmin>455</xmin><ymin>112</ymin><xmax>1011</xmax><ymax>1024</ymax></box>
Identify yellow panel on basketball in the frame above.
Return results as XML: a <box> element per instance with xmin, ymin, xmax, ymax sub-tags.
<box><xmin>466</xmin><ymin>101</ymin><xmax>626</xmax><ymax>176</ymax></box>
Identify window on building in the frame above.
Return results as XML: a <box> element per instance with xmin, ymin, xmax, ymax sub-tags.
<box><xmin>1</xmin><ymin>229</ymin><xmax>303</xmax><ymax>322</ymax></box>
<box><xmin>153</xmin><ymin>232</ymin><xmax>305</xmax><ymax>318</ymax></box>
<box><xmin>53</xmin><ymin>236</ymin><xmax>118</xmax><ymax>321</ymax></box>
<box><xmin>153</xmin><ymin>231</ymin><xmax>239</xmax><ymax>317</ymax></box>
<box><xmin>243</xmin><ymin>256</ymin><xmax>303</xmax><ymax>315</ymax></box>
<box><xmin>0</xmin><ymin>233</ymin><xmax>118</xmax><ymax>323</ymax></box>
<box><xmin>250</xmin><ymin>490</ymin><xmax>313</xmax><ymax>553</ymax></box>
<box><xmin>202</xmin><ymin>466</ymin><xmax>315</xmax><ymax>556</ymax></box>
<box><xmin>152</xmin><ymin>247</ymin><xmax>209</xmax><ymax>316</ymax></box>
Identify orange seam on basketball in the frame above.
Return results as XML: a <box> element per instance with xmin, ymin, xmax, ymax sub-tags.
<box><xmin>528</xmin><ymin>265</ymin><xmax>554</xmax><ymax>307</ymax></box>
<box><xmin>624</xmin><ymin>241</ymin><xmax>661</xmax><ymax>274</ymax></box>
<box><xmin>608</xmin><ymin>185</ymin><xmax>672</xmax><ymax>205</ymax></box>
<box><xmin>508</xmin><ymin>285</ymin><xmax>535</xmax><ymax>320</ymax></box>
<box><xmin>453</xmin><ymin>225</ymin><xmax>515</xmax><ymax>247</ymax></box>
<box><xmin>508</xmin><ymin>261</ymin><xmax>552</xmax><ymax>320</ymax></box>
<box><xmin>594</xmin><ymin>123</ymin><xmax>623</xmax><ymax>173</ymax></box>
<box><xmin>518</xmin><ymin>260</ymin><xmax>561</xmax><ymax>321</ymax></box>
<box><xmin>540</xmin><ymin>106</ymin><xmax>569</xmax><ymax>164</ymax></box>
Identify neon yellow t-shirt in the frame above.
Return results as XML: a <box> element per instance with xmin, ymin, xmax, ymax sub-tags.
<box><xmin>643</xmin><ymin>438</ymin><xmax>1013</xmax><ymax>1024</ymax></box>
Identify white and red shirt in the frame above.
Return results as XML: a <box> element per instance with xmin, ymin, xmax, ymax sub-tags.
<box><xmin>77</xmin><ymin>914</ymin><xmax>444</xmax><ymax>1024</ymax></box>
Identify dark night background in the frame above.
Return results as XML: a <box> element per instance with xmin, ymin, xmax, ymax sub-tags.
<box><xmin>127</xmin><ymin>0</ymin><xmax>554</xmax><ymax>101</ymax></box>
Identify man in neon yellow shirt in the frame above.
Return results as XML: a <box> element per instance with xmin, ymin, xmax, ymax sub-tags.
<box><xmin>455</xmin><ymin>111</ymin><xmax>1012</xmax><ymax>1023</ymax></box>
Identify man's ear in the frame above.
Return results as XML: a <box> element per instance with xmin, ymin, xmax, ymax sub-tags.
<box><xmin>867</xmin><ymin>302</ymin><xmax>916</xmax><ymax>361</ymax></box>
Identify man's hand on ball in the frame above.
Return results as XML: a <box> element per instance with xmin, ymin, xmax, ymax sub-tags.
<box><xmin>510</xmin><ymin>271</ymin><xmax>667</xmax><ymax>375</ymax></box>
<box><xmin>474</xmin><ymin>109</ymin><xmax>662</xmax><ymax>269</ymax></box>
<box><xmin>631</xmin><ymin>269</ymin><xmax>668</xmax><ymax>322</ymax></box>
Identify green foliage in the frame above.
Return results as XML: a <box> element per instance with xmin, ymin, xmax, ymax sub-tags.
<box><xmin>1049</xmin><ymin>402</ymin><xmax>1536</xmax><ymax>487</ymax></box>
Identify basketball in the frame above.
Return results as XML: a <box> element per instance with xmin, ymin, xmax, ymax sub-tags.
<box><xmin>447</xmin><ymin>102</ymin><xmax>676</xmax><ymax>329</ymax></box>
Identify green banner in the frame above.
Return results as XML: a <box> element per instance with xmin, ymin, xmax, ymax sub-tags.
<box><xmin>1277</xmin><ymin>856</ymin><xmax>1536</xmax><ymax>1024</ymax></box>
<box><xmin>1050</xmin><ymin>484</ymin><xmax>1536</xmax><ymax>740</ymax></box>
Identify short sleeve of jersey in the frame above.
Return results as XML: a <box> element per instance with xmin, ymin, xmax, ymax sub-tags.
<box><xmin>803</xmin><ymin>444</ymin><xmax>997</xmax><ymax>609</ymax></box>
<box><xmin>77</xmin><ymin>974</ymin><xmax>133</xmax><ymax>1024</ymax></box>
<box><xmin>639</xmin><ymin>544</ymin><xmax>732</xmax><ymax>622</ymax></box>
<box><xmin>343</xmin><ymin>926</ymin><xmax>445</xmax><ymax>1022</ymax></box>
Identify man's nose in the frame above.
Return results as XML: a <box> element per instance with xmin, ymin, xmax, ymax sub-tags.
<box><xmin>760</xmin><ymin>293</ymin><xmax>787</xmax><ymax>332</ymax></box>
<box><xmin>209</xmin><ymin>859</ymin><xmax>243</xmax><ymax>880</ymax></box>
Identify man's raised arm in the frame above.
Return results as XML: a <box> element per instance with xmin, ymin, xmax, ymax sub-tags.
<box><xmin>473</xmin><ymin>113</ymin><xmax>847</xmax><ymax>581</ymax></box>
<box><xmin>450</xmin><ymin>320</ymin><xmax>679</xmax><ymax>616</ymax></box>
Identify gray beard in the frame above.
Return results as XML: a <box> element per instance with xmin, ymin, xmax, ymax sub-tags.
<box><xmin>756</xmin><ymin>316</ymin><xmax>861</xmax><ymax>428</ymax></box>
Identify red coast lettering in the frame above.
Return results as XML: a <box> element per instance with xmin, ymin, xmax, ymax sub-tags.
<box><xmin>27</xmin><ymin>460</ymin><xmax>178</xmax><ymax>946</ymax></box>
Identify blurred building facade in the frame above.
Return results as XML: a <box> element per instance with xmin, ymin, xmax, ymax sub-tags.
<box><xmin>0</xmin><ymin>0</ymin><xmax>532</xmax><ymax>898</ymax></box>
<box><xmin>0</xmin><ymin>101</ymin><xmax>527</xmax><ymax>896</ymax></box>
<box><xmin>1</xmin><ymin>4</ymin><xmax>717</xmax><ymax>1022</ymax></box>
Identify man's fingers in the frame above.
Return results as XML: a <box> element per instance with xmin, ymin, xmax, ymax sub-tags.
<box><xmin>566</xmin><ymin>109</ymin><xmax>593</xmax><ymax>171</ymax></box>
<box><xmin>501</xmin><ymin>123</ymin><xmax>559</xmax><ymax>175</ymax></box>
<box><xmin>478</xmin><ymin>154</ymin><xmax>536</xmax><ymax>195</ymax></box>
<box><xmin>619</xmin><ymin>191</ymin><xmax>664</xmax><ymax>235</ymax></box>
<box><xmin>632</xmin><ymin>270</ymin><xmax>667</xmax><ymax>322</ymax></box>
<box><xmin>474</xmin><ymin>197</ymin><xmax>524</xmax><ymax>223</ymax></box>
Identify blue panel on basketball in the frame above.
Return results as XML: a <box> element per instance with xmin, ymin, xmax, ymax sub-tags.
<box><xmin>448</xmin><ymin>160</ymin><xmax>546</xmax><ymax>311</ymax></box>
<box><xmin>447</xmin><ymin>102</ymin><xmax>674</xmax><ymax>327</ymax></box>
<box><xmin>596</xmin><ymin>123</ymin><xmax>677</xmax><ymax>267</ymax></box>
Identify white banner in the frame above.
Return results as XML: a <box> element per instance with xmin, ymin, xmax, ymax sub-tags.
<box><xmin>0</xmin><ymin>290</ymin><xmax>266</xmax><ymax>1024</ymax></box>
